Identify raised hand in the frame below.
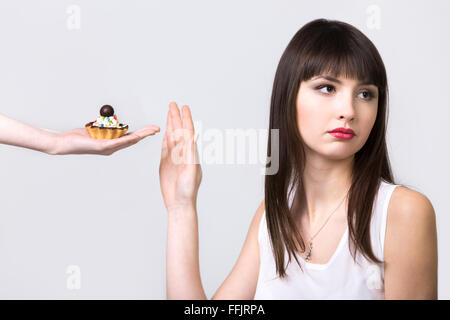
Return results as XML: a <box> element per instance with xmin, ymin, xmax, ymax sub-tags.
<box><xmin>159</xmin><ymin>102</ymin><xmax>202</xmax><ymax>212</ymax></box>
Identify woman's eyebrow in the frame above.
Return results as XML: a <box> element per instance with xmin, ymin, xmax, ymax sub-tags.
<box><xmin>311</xmin><ymin>75</ymin><xmax>375</xmax><ymax>86</ymax></box>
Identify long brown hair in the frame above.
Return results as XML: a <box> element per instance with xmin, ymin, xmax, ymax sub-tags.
<box><xmin>264</xmin><ymin>18</ymin><xmax>395</xmax><ymax>278</ymax></box>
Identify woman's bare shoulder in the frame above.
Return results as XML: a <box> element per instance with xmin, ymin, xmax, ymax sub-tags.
<box><xmin>385</xmin><ymin>185</ymin><xmax>437</xmax><ymax>258</ymax></box>
<box><xmin>384</xmin><ymin>185</ymin><xmax>438</xmax><ymax>299</ymax></box>
<box><xmin>389</xmin><ymin>185</ymin><xmax>434</xmax><ymax>217</ymax></box>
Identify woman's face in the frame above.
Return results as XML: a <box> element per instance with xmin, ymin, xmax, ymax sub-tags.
<box><xmin>296</xmin><ymin>74</ymin><xmax>379</xmax><ymax>161</ymax></box>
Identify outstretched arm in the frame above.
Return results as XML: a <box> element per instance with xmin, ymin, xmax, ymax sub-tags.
<box><xmin>0</xmin><ymin>112</ymin><xmax>160</xmax><ymax>155</ymax></box>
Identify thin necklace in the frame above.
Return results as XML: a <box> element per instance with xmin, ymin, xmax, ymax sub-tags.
<box><xmin>304</xmin><ymin>189</ymin><xmax>350</xmax><ymax>262</ymax></box>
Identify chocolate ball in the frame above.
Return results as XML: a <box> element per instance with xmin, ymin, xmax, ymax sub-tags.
<box><xmin>100</xmin><ymin>105</ymin><xmax>114</xmax><ymax>117</ymax></box>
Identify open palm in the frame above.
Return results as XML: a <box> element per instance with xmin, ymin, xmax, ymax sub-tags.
<box><xmin>159</xmin><ymin>102</ymin><xmax>202</xmax><ymax>211</ymax></box>
<box><xmin>57</xmin><ymin>125</ymin><xmax>160</xmax><ymax>155</ymax></box>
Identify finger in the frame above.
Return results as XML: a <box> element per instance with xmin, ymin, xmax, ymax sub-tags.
<box><xmin>169</xmin><ymin>102</ymin><xmax>184</xmax><ymax>144</ymax></box>
<box><xmin>112</xmin><ymin>126</ymin><xmax>158</xmax><ymax>147</ymax></box>
<box><xmin>128</xmin><ymin>125</ymin><xmax>160</xmax><ymax>139</ymax></box>
<box><xmin>161</xmin><ymin>129</ymin><xmax>169</xmax><ymax>160</ymax></box>
<box><xmin>166</xmin><ymin>107</ymin><xmax>175</xmax><ymax>150</ymax></box>
<box><xmin>161</xmin><ymin>111</ymin><xmax>170</xmax><ymax>160</ymax></box>
<box><xmin>169</xmin><ymin>102</ymin><xmax>182</xmax><ymax>131</ymax></box>
<box><xmin>181</xmin><ymin>105</ymin><xmax>194</xmax><ymax>139</ymax></box>
<box><xmin>148</xmin><ymin>125</ymin><xmax>161</xmax><ymax>132</ymax></box>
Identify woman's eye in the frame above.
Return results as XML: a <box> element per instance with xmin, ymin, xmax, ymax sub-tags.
<box><xmin>316</xmin><ymin>85</ymin><xmax>375</xmax><ymax>100</ymax></box>
<box><xmin>317</xmin><ymin>85</ymin><xmax>335</xmax><ymax>94</ymax></box>
<box><xmin>358</xmin><ymin>90</ymin><xmax>373</xmax><ymax>100</ymax></box>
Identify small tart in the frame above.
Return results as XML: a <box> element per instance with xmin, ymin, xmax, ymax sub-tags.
<box><xmin>85</xmin><ymin>122</ymin><xmax>128</xmax><ymax>139</ymax></box>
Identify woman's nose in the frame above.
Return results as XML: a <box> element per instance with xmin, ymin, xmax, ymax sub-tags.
<box><xmin>336</xmin><ymin>93</ymin><xmax>356</xmax><ymax>121</ymax></box>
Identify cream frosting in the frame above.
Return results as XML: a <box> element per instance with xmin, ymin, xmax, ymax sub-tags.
<box><xmin>92</xmin><ymin>115</ymin><xmax>122</xmax><ymax>128</ymax></box>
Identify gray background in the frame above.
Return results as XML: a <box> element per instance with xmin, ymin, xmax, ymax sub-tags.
<box><xmin>0</xmin><ymin>0</ymin><xmax>448</xmax><ymax>299</ymax></box>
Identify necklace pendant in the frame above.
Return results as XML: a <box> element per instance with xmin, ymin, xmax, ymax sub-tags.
<box><xmin>305</xmin><ymin>241</ymin><xmax>313</xmax><ymax>261</ymax></box>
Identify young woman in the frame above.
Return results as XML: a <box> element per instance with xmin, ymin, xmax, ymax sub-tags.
<box><xmin>0</xmin><ymin>112</ymin><xmax>160</xmax><ymax>155</ymax></box>
<box><xmin>159</xmin><ymin>19</ymin><xmax>438</xmax><ymax>299</ymax></box>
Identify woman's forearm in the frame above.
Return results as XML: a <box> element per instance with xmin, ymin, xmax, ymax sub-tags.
<box><xmin>0</xmin><ymin>113</ymin><xmax>60</xmax><ymax>154</ymax></box>
<box><xmin>166</xmin><ymin>205</ymin><xmax>207</xmax><ymax>300</ymax></box>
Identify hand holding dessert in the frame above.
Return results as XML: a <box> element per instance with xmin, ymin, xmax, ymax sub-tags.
<box><xmin>0</xmin><ymin>105</ymin><xmax>160</xmax><ymax>155</ymax></box>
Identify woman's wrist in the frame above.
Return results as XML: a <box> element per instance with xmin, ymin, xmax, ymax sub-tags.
<box><xmin>166</xmin><ymin>202</ymin><xmax>197</xmax><ymax>217</ymax></box>
<box><xmin>40</xmin><ymin>128</ymin><xmax>63</xmax><ymax>155</ymax></box>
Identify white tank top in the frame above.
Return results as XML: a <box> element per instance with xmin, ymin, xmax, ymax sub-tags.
<box><xmin>254</xmin><ymin>179</ymin><xmax>399</xmax><ymax>299</ymax></box>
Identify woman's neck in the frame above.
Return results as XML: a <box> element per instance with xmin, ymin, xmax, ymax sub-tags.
<box><xmin>297</xmin><ymin>153</ymin><xmax>354</xmax><ymax>226</ymax></box>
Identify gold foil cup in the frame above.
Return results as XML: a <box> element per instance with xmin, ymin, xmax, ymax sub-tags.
<box><xmin>85</xmin><ymin>122</ymin><xmax>129</xmax><ymax>139</ymax></box>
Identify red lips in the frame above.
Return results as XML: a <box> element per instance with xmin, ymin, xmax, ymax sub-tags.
<box><xmin>328</xmin><ymin>127</ymin><xmax>355</xmax><ymax>136</ymax></box>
